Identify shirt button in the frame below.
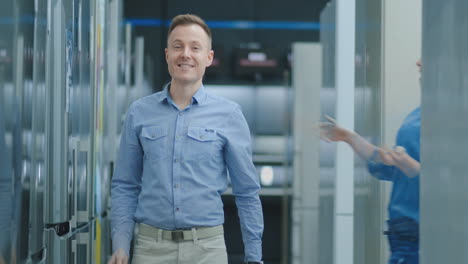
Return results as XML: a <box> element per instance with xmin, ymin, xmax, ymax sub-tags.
<box><xmin>174</xmin><ymin>158</ymin><xmax>178</xmax><ymax>163</ymax></box>
<box><xmin>174</xmin><ymin>184</ymin><xmax>179</xmax><ymax>188</ymax></box>
<box><xmin>179</xmin><ymin>112</ymin><xmax>183</xmax><ymax>116</ymax></box>
<box><xmin>176</xmin><ymin>208</ymin><xmax>180</xmax><ymax>212</ymax></box>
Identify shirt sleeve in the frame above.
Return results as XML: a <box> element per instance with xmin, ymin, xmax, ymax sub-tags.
<box><xmin>110</xmin><ymin>104</ymin><xmax>143</xmax><ymax>255</ymax></box>
<box><xmin>367</xmin><ymin>160</ymin><xmax>396</xmax><ymax>182</ymax></box>
<box><xmin>223</xmin><ymin>106</ymin><xmax>264</xmax><ymax>262</ymax></box>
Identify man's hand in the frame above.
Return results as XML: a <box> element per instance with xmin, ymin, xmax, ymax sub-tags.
<box><xmin>108</xmin><ymin>248</ymin><xmax>128</xmax><ymax>264</ymax></box>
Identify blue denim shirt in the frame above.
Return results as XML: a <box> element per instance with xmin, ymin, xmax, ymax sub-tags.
<box><xmin>368</xmin><ymin>107</ymin><xmax>420</xmax><ymax>222</ymax></box>
<box><xmin>110</xmin><ymin>84</ymin><xmax>263</xmax><ymax>261</ymax></box>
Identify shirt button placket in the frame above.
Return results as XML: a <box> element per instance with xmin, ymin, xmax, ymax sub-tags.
<box><xmin>173</xmin><ymin>110</ymin><xmax>184</xmax><ymax>224</ymax></box>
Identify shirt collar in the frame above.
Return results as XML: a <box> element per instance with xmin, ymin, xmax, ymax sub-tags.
<box><xmin>157</xmin><ymin>84</ymin><xmax>171</xmax><ymax>103</ymax></box>
<box><xmin>158</xmin><ymin>83</ymin><xmax>207</xmax><ymax>106</ymax></box>
<box><xmin>192</xmin><ymin>84</ymin><xmax>207</xmax><ymax>106</ymax></box>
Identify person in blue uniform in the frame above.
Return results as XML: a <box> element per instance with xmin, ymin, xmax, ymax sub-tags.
<box><xmin>319</xmin><ymin>60</ymin><xmax>422</xmax><ymax>264</ymax></box>
<box><xmin>108</xmin><ymin>14</ymin><xmax>264</xmax><ymax>264</ymax></box>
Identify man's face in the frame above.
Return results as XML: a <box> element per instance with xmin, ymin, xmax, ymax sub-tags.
<box><xmin>165</xmin><ymin>24</ymin><xmax>214</xmax><ymax>86</ymax></box>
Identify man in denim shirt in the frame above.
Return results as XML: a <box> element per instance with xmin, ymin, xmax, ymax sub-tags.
<box><xmin>108</xmin><ymin>14</ymin><xmax>264</xmax><ymax>264</ymax></box>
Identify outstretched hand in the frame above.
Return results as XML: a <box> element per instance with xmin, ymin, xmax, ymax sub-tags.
<box><xmin>318</xmin><ymin>115</ymin><xmax>353</xmax><ymax>143</ymax></box>
<box><xmin>316</xmin><ymin>115</ymin><xmax>420</xmax><ymax>178</ymax></box>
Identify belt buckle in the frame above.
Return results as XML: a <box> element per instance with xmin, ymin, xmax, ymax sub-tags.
<box><xmin>171</xmin><ymin>231</ymin><xmax>184</xmax><ymax>242</ymax></box>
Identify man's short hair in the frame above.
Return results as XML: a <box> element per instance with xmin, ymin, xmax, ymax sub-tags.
<box><xmin>168</xmin><ymin>14</ymin><xmax>212</xmax><ymax>45</ymax></box>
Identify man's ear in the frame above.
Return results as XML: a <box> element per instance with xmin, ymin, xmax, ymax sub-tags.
<box><xmin>207</xmin><ymin>50</ymin><xmax>214</xmax><ymax>67</ymax></box>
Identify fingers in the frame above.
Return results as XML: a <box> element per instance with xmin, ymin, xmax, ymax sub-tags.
<box><xmin>377</xmin><ymin>147</ymin><xmax>396</xmax><ymax>165</ymax></box>
<box><xmin>377</xmin><ymin>148</ymin><xmax>388</xmax><ymax>160</ymax></box>
<box><xmin>318</xmin><ymin>123</ymin><xmax>336</xmax><ymax>142</ymax></box>
<box><xmin>108</xmin><ymin>250</ymin><xmax>129</xmax><ymax>264</ymax></box>
<box><xmin>313</xmin><ymin>115</ymin><xmax>341</xmax><ymax>142</ymax></box>
<box><xmin>319</xmin><ymin>122</ymin><xmax>335</xmax><ymax>129</ymax></box>
<box><xmin>118</xmin><ymin>253</ymin><xmax>129</xmax><ymax>264</ymax></box>
<box><xmin>378</xmin><ymin>146</ymin><xmax>408</xmax><ymax>166</ymax></box>
<box><xmin>114</xmin><ymin>256</ymin><xmax>128</xmax><ymax>264</ymax></box>
<box><xmin>388</xmin><ymin>146</ymin><xmax>406</xmax><ymax>160</ymax></box>
<box><xmin>324</xmin><ymin>114</ymin><xmax>337</xmax><ymax>125</ymax></box>
<box><xmin>394</xmin><ymin>146</ymin><xmax>406</xmax><ymax>154</ymax></box>
<box><xmin>118</xmin><ymin>256</ymin><xmax>128</xmax><ymax>264</ymax></box>
<box><xmin>107</xmin><ymin>254</ymin><xmax>116</xmax><ymax>264</ymax></box>
<box><xmin>312</xmin><ymin>122</ymin><xmax>334</xmax><ymax>142</ymax></box>
<box><xmin>320</xmin><ymin>133</ymin><xmax>332</xmax><ymax>143</ymax></box>
<box><xmin>391</xmin><ymin>146</ymin><xmax>409</xmax><ymax>166</ymax></box>
<box><xmin>387</xmin><ymin>151</ymin><xmax>400</xmax><ymax>162</ymax></box>
<box><xmin>377</xmin><ymin>146</ymin><xmax>390</xmax><ymax>157</ymax></box>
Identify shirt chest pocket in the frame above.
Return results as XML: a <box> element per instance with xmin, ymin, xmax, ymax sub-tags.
<box><xmin>186</xmin><ymin>127</ymin><xmax>221</xmax><ymax>161</ymax></box>
<box><xmin>140</xmin><ymin>125</ymin><xmax>168</xmax><ymax>161</ymax></box>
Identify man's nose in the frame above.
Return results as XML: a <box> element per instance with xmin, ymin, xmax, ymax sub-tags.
<box><xmin>181</xmin><ymin>47</ymin><xmax>191</xmax><ymax>57</ymax></box>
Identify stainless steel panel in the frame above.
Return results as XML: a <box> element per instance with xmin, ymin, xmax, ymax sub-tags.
<box><xmin>30</xmin><ymin>0</ymin><xmax>48</xmax><ymax>258</ymax></box>
<box><xmin>1</xmin><ymin>0</ymin><xmax>39</xmax><ymax>262</ymax></box>
<box><xmin>0</xmin><ymin>1</ymin><xmax>15</xmax><ymax>261</ymax></box>
<box><xmin>320</xmin><ymin>1</ymin><xmax>384</xmax><ymax>263</ymax></box>
<box><xmin>45</xmin><ymin>228</ymin><xmax>71</xmax><ymax>264</ymax></box>
<box><xmin>0</xmin><ymin>85</ymin><xmax>14</xmax><ymax>262</ymax></box>
<box><xmin>91</xmin><ymin>0</ymin><xmax>122</xmax><ymax>261</ymax></box>
<box><xmin>354</xmin><ymin>0</ymin><xmax>384</xmax><ymax>263</ymax></box>
<box><xmin>291</xmin><ymin>43</ymin><xmax>321</xmax><ymax>264</ymax></box>
<box><xmin>77</xmin><ymin>0</ymin><xmax>92</xmax><ymax>229</ymax></box>
<box><xmin>44</xmin><ymin>0</ymin><xmax>70</xmax><ymax>225</ymax></box>
<box><xmin>0</xmin><ymin>0</ymin><xmax>120</xmax><ymax>262</ymax></box>
<box><xmin>319</xmin><ymin>4</ymin><xmax>336</xmax><ymax>263</ymax></box>
<box><xmin>44</xmin><ymin>221</ymin><xmax>92</xmax><ymax>264</ymax></box>
<box><xmin>420</xmin><ymin>0</ymin><xmax>468</xmax><ymax>263</ymax></box>
<box><xmin>66</xmin><ymin>0</ymin><xmax>91</xmax><ymax>232</ymax></box>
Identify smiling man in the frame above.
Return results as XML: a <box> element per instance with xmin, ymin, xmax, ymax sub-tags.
<box><xmin>108</xmin><ymin>14</ymin><xmax>264</xmax><ymax>264</ymax></box>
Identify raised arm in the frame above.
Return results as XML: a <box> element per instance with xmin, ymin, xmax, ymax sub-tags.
<box><xmin>319</xmin><ymin>115</ymin><xmax>420</xmax><ymax>178</ymax></box>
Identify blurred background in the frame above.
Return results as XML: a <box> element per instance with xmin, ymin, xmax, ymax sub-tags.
<box><xmin>1</xmin><ymin>0</ymin><xmax>467</xmax><ymax>263</ymax></box>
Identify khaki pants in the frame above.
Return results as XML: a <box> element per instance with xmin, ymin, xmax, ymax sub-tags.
<box><xmin>132</xmin><ymin>225</ymin><xmax>228</xmax><ymax>264</ymax></box>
